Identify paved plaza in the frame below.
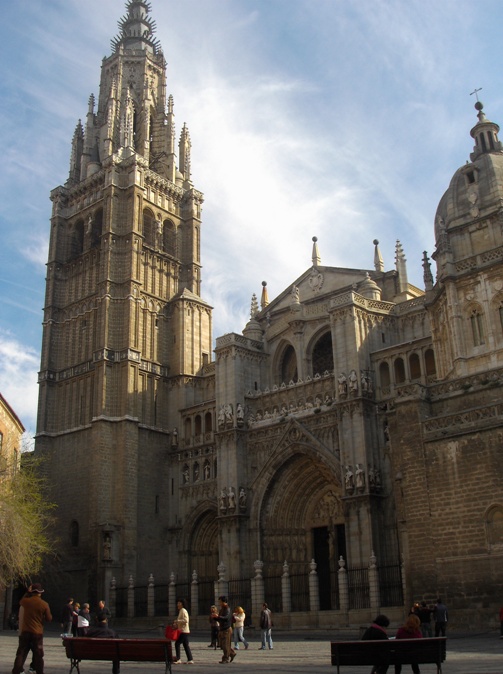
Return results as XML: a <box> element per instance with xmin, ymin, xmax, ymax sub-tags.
<box><xmin>1</xmin><ymin>627</ymin><xmax>502</xmax><ymax>674</ymax></box>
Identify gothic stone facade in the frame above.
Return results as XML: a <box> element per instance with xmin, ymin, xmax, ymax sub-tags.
<box><xmin>35</xmin><ymin>2</ymin><xmax>503</xmax><ymax>628</ymax></box>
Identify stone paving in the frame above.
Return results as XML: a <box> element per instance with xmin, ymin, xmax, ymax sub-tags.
<box><xmin>1</xmin><ymin>627</ymin><xmax>502</xmax><ymax>674</ymax></box>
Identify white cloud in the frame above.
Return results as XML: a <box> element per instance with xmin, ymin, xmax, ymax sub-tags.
<box><xmin>0</xmin><ymin>330</ymin><xmax>39</xmax><ymax>435</ymax></box>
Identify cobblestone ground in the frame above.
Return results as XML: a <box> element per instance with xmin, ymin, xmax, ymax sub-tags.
<box><xmin>1</xmin><ymin>628</ymin><xmax>501</xmax><ymax>673</ymax></box>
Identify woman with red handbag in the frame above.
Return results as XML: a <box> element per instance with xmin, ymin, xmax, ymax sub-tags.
<box><xmin>172</xmin><ymin>598</ymin><xmax>194</xmax><ymax>664</ymax></box>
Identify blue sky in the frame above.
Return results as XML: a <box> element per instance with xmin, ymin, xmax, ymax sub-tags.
<box><xmin>1</xmin><ymin>0</ymin><xmax>503</xmax><ymax>438</ymax></box>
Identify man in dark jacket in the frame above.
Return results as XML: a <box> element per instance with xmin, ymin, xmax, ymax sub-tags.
<box><xmin>217</xmin><ymin>596</ymin><xmax>236</xmax><ymax>663</ymax></box>
<box><xmin>87</xmin><ymin>613</ymin><xmax>120</xmax><ymax>674</ymax></box>
<box><xmin>434</xmin><ymin>599</ymin><xmax>448</xmax><ymax>636</ymax></box>
<box><xmin>361</xmin><ymin>614</ymin><xmax>390</xmax><ymax>674</ymax></box>
<box><xmin>12</xmin><ymin>583</ymin><xmax>52</xmax><ymax>674</ymax></box>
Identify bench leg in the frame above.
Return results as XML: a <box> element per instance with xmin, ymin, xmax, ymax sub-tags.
<box><xmin>69</xmin><ymin>657</ymin><xmax>80</xmax><ymax>674</ymax></box>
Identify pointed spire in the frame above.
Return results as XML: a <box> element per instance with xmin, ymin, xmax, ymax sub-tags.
<box><xmin>179</xmin><ymin>124</ymin><xmax>192</xmax><ymax>182</ymax></box>
<box><xmin>312</xmin><ymin>236</ymin><xmax>321</xmax><ymax>267</ymax></box>
<box><xmin>260</xmin><ymin>281</ymin><xmax>269</xmax><ymax>310</ymax></box>
<box><xmin>395</xmin><ymin>240</ymin><xmax>408</xmax><ymax>294</ymax></box>
<box><xmin>422</xmin><ymin>251</ymin><xmax>434</xmax><ymax>291</ymax></box>
<box><xmin>470</xmin><ymin>100</ymin><xmax>503</xmax><ymax>161</ymax></box>
<box><xmin>373</xmin><ymin>239</ymin><xmax>384</xmax><ymax>272</ymax></box>
<box><xmin>111</xmin><ymin>1</ymin><xmax>162</xmax><ymax>55</ymax></box>
<box><xmin>68</xmin><ymin>120</ymin><xmax>84</xmax><ymax>186</ymax></box>
<box><xmin>250</xmin><ymin>293</ymin><xmax>259</xmax><ymax>319</ymax></box>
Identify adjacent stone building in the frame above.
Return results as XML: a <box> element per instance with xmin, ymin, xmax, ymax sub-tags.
<box><xmin>35</xmin><ymin>1</ymin><xmax>503</xmax><ymax>628</ymax></box>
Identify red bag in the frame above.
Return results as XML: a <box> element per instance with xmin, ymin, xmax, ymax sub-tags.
<box><xmin>165</xmin><ymin>625</ymin><xmax>181</xmax><ymax>641</ymax></box>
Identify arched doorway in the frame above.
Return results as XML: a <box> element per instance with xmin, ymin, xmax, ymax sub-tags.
<box><xmin>258</xmin><ymin>450</ymin><xmax>344</xmax><ymax>611</ymax></box>
<box><xmin>188</xmin><ymin>510</ymin><xmax>219</xmax><ymax>614</ymax></box>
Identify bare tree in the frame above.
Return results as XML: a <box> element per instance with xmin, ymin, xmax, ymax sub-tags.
<box><xmin>0</xmin><ymin>445</ymin><xmax>55</xmax><ymax>588</ymax></box>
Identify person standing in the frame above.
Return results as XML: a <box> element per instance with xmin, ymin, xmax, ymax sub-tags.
<box><xmin>60</xmin><ymin>597</ymin><xmax>74</xmax><ymax>637</ymax></box>
<box><xmin>217</xmin><ymin>595</ymin><xmax>236</xmax><ymax>663</ymax></box>
<box><xmin>77</xmin><ymin>603</ymin><xmax>91</xmax><ymax>636</ymax></box>
<box><xmin>232</xmin><ymin>606</ymin><xmax>249</xmax><ymax>650</ymax></box>
<box><xmin>173</xmin><ymin>598</ymin><xmax>194</xmax><ymax>665</ymax></box>
<box><xmin>362</xmin><ymin>614</ymin><xmax>390</xmax><ymax>674</ymax></box>
<box><xmin>259</xmin><ymin>602</ymin><xmax>273</xmax><ymax>650</ymax></box>
<box><xmin>96</xmin><ymin>599</ymin><xmax>111</xmax><ymax>624</ymax></box>
<box><xmin>416</xmin><ymin>601</ymin><xmax>433</xmax><ymax>637</ymax></box>
<box><xmin>87</xmin><ymin>613</ymin><xmax>120</xmax><ymax>674</ymax></box>
<box><xmin>12</xmin><ymin>583</ymin><xmax>52</xmax><ymax>674</ymax></box>
<box><xmin>208</xmin><ymin>604</ymin><xmax>219</xmax><ymax>649</ymax></box>
<box><xmin>434</xmin><ymin>598</ymin><xmax>448</xmax><ymax>637</ymax></box>
<box><xmin>394</xmin><ymin>614</ymin><xmax>423</xmax><ymax>674</ymax></box>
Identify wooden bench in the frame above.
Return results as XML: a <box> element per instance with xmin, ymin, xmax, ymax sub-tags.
<box><xmin>62</xmin><ymin>637</ymin><xmax>173</xmax><ymax>674</ymax></box>
<box><xmin>331</xmin><ymin>637</ymin><xmax>446</xmax><ymax>674</ymax></box>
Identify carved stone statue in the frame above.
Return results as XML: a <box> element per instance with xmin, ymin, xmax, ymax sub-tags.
<box><xmin>356</xmin><ymin>464</ymin><xmax>365</xmax><ymax>490</ymax></box>
<box><xmin>218</xmin><ymin>405</ymin><xmax>225</xmax><ymax>428</ymax></box>
<box><xmin>224</xmin><ymin>403</ymin><xmax>233</xmax><ymax>426</ymax></box>
<box><xmin>203</xmin><ymin>461</ymin><xmax>210</xmax><ymax>480</ymax></box>
<box><xmin>348</xmin><ymin>369</ymin><xmax>358</xmax><ymax>394</ymax></box>
<box><xmin>338</xmin><ymin>373</ymin><xmax>347</xmax><ymax>397</ymax></box>
<box><xmin>228</xmin><ymin>486</ymin><xmax>236</xmax><ymax>511</ymax></box>
<box><xmin>103</xmin><ymin>534</ymin><xmax>112</xmax><ymax>561</ymax></box>
<box><xmin>239</xmin><ymin>488</ymin><xmax>247</xmax><ymax>511</ymax></box>
<box><xmin>236</xmin><ymin>403</ymin><xmax>244</xmax><ymax>426</ymax></box>
<box><xmin>219</xmin><ymin>488</ymin><xmax>227</xmax><ymax>513</ymax></box>
<box><xmin>182</xmin><ymin>465</ymin><xmax>189</xmax><ymax>484</ymax></box>
<box><xmin>345</xmin><ymin>465</ymin><xmax>354</xmax><ymax>491</ymax></box>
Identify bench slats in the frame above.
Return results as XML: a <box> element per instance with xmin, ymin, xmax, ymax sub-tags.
<box><xmin>331</xmin><ymin>638</ymin><xmax>446</xmax><ymax>674</ymax></box>
<box><xmin>63</xmin><ymin>637</ymin><xmax>172</xmax><ymax>674</ymax></box>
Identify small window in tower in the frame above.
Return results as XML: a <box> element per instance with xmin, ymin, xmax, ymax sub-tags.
<box><xmin>155</xmin><ymin>318</ymin><xmax>159</xmax><ymax>328</ymax></box>
<box><xmin>466</xmin><ymin>171</ymin><xmax>475</xmax><ymax>184</ymax></box>
<box><xmin>470</xmin><ymin>309</ymin><xmax>485</xmax><ymax>347</ymax></box>
<box><xmin>381</xmin><ymin>332</ymin><xmax>386</xmax><ymax>343</ymax></box>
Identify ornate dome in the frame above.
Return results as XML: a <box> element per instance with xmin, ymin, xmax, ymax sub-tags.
<box><xmin>434</xmin><ymin>102</ymin><xmax>503</xmax><ymax>241</ymax></box>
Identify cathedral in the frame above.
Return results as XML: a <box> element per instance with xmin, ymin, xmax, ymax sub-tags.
<box><xmin>35</xmin><ymin>1</ymin><xmax>503</xmax><ymax>629</ymax></box>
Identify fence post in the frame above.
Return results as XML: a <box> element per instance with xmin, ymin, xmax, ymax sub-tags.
<box><xmin>215</xmin><ymin>561</ymin><xmax>228</xmax><ymax>603</ymax></box>
<box><xmin>147</xmin><ymin>573</ymin><xmax>155</xmax><ymax>617</ymax></box>
<box><xmin>191</xmin><ymin>570</ymin><xmax>199</xmax><ymax>616</ymax></box>
<box><xmin>127</xmin><ymin>574</ymin><xmax>135</xmax><ymax>618</ymax></box>
<box><xmin>338</xmin><ymin>556</ymin><xmax>349</xmax><ymax>614</ymax></box>
<box><xmin>281</xmin><ymin>560</ymin><xmax>291</xmax><ymax>613</ymax></box>
<box><xmin>109</xmin><ymin>576</ymin><xmax>117</xmax><ymax>620</ymax></box>
<box><xmin>169</xmin><ymin>572</ymin><xmax>177</xmax><ymax>617</ymax></box>
<box><xmin>308</xmin><ymin>559</ymin><xmax>320</xmax><ymax>613</ymax></box>
<box><xmin>251</xmin><ymin>560</ymin><xmax>264</xmax><ymax>625</ymax></box>
<box><xmin>368</xmin><ymin>551</ymin><xmax>380</xmax><ymax>614</ymax></box>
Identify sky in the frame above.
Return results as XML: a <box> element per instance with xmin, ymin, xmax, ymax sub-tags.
<box><xmin>1</xmin><ymin>0</ymin><xmax>503</xmax><ymax>438</ymax></box>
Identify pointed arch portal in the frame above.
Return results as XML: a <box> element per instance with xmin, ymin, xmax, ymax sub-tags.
<box><xmin>258</xmin><ymin>449</ymin><xmax>345</xmax><ymax>609</ymax></box>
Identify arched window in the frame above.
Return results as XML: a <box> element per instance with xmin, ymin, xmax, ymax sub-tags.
<box><xmin>486</xmin><ymin>505</ymin><xmax>503</xmax><ymax>548</ymax></box>
<box><xmin>204</xmin><ymin>411</ymin><xmax>213</xmax><ymax>433</ymax></box>
<box><xmin>70</xmin><ymin>520</ymin><xmax>79</xmax><ymax>547</ymax></box>
<box><xmin>195</xmin><ymin>415</ymin><xmax>202</xmax><ymax>435</ymax></box>
<box><xmin>70</xmin><ymin>220</ymin><xmax>84</xmax><ymax>259</ymax></box>
<box><xmin>91</xmin><ymin>209</ymin><xmax>103</xmax><ymax>248</ymax></box>
<box><xmin>163</xmin><ymin>219</ymin><xmax>176</xmax><ymax>256</ymax></box>
<box><xmin>470</xmin><ymin>308</ymin><xmax>485</xmax><ymax>346</ymax></box>
<box><xmin>143</xmin><ymin>209</ymin><xmax>156</xmax><ymax>248</ymax></box>
<box><xmin>312</xmin><ymin>332</ymin><xmax>334</xmax><ymax>376</ymax></box>
<box><xmin>394</xmin><ymin>357</ymin><xmax>406</xmax><ymax>384</ymax></box>
<box><xmin>409</xmin><ymin>353</ymin><xmax>421</xmax><ymax>380</ymax></box>
<box><xmin>379</xmin><ymin>362</ymin><xmax>390</xmax><ymax>388</ymax></box>
<box><xmin>184</xmin><ymin>417</ymin><xmax>191</xmax><ymax>441</ymax></box>
<box><xmin>425</xmin><ymin>349</ymin><xmax>436</xmax><ymax>377</ymax></box>
<box><xmin>280</xmin><ymin>345</ymin><xmax>298</xmax><ymax>384</ymax></box>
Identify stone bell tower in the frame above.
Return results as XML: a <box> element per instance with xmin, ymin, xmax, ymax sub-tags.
<box><xmin>35</xmin><ymin>0</ymin><xmax>211</xmax><ymax>602</ymax></box>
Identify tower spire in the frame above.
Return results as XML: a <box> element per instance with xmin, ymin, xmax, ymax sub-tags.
<box><xmin>111</xmin><ymin>1</ymin><xmax>162</xmax><ymax>54</ymax></box>
<box><xmin>470</xmin><ymin>100</ymin><xmax>503</xmax><ymax>161</ymax></box>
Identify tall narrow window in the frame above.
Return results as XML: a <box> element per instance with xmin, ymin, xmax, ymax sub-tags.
<box><xmin>470</xmin><ymin>309</ymin><xmax>485</xmax><ymax>346</ymax></box>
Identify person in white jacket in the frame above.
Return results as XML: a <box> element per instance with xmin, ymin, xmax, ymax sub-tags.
<box><xmin>173</xmin><ymin>598</ymin><xmax>194</xmax><ymax>664</ymax></box>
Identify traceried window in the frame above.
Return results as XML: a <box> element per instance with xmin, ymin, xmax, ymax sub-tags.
<box><xmin>312</xmin><ymin>332</ymin><xmax>334</xmax><ymax>376</ymax></box>
<box><xmin>425</xmin><ymin>349</ymin><xmax>436</xmax><ymax>377</ymax></box>
<box><xmin>143</xmin><ymin>209</ymin><xmax>156</xmax><ymax>248</ymax></box>
<box><xmin>470</xmin><ymin>308</ymin><xmax>485</xmax><ymax>346</ymax></box>
<box><xmin>409</xmin><ymin>353</ymin><xmax>421</xmax><ymax>380</ymax></box>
